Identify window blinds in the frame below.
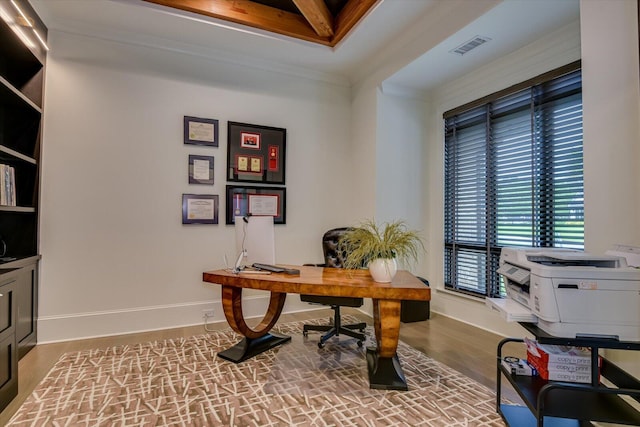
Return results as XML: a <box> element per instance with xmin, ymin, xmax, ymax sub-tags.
<box><xmin>444</xmin><ymin>63</ymin><xmax>583</xmax><ymax>298</ymax></box>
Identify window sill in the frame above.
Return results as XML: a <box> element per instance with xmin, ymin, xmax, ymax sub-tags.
<box><xmin>435</xmin><ymin>287</ymin><xmax>488</xmax><ymax>303</ymax></box>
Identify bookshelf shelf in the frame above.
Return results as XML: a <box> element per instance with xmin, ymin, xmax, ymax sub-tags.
<box><xmin>0</xmin><ymin>145</ymin><xmax>37</xmax><ymax>164</ymax></box>
<box><xmin>0</xmin><ymin>75</ymin><xmax>42</xmax><ymax>113</ymax></box>
<box><xmin>0</xmin><ymin>206</ymin><xmax>35</xmax><ymax>213</ymax></box>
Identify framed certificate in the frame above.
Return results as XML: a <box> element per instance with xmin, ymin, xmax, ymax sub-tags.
<box><xmin>225</xmin><ymin>185</ymin><xmax>286</xmax><ymax>224</ymax></box>
<box><xmin>184</xmin><ymin>116</ymin><xmax>219</xmax><ymax>147</ymax></box>
<box><xmin>188</xmin><ymin>155</ymin><xmax>214</xmax><ymax>185</ymax></box>
<box><xmin>182</xmin><ymin>194</ymin><xmax>219</xmax><ymax>224</ymax></box>
<box><xmin>227</xmin><ymin>122</ymin><xmax>286</xmax><ymax>184</ymax></box>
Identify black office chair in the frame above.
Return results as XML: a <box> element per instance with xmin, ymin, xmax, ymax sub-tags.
<box><xmin>301</xmin><ymin>227</ymin><xmax>367</xmax><ymax>348</ymax></box>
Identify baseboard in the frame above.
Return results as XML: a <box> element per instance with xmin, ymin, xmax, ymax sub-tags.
<box><xmin>38</xmin><ymin>294</ymin><xmax>316</xmax><ymax>343</ymax></box>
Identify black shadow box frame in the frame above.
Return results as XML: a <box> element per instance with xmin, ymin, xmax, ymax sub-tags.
<box><xmin>226</xmin><ymin>121</ymin><xmax>286</xmax><ymax>185</ymax></box>
<box><xmin>225</xmin><ymin>185</ymin><xmax>286</xmax><ymax>224</ymax></box>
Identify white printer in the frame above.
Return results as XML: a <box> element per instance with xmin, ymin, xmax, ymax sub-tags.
<box><xmin>487</xmin><ymin>247</ymin><xmax>640</xmax><ymax>341</ymax></box>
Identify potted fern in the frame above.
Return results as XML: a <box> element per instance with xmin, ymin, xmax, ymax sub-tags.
<box><xmin>338</xmin><ymin>219</ymin><xmax>423</xmax><ymax>282</ymax></box>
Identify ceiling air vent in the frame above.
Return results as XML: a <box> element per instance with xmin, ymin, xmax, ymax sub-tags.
<box><xmin>450</xmin><ymin>36</ymin><xmax>491</xmax><ymax>56</ymax></box>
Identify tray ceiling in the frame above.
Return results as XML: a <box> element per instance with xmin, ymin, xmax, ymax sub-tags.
<box><xmin>142</xmin><ymin>0</ymin><xmax>378</xmax><ymax>47</ymax></box>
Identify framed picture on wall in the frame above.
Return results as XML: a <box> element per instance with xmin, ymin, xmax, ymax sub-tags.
<box><xmin>184</xmin><ymin>116</ymin><xmax>219</xmax><ymax>147</ymax></box>
<box><xmin>240</xmin><ymin>132</ymin><xmax>261</xmax><ymax>149</ymax></box>
<box><xmin>225</xmin><ymin>185</ymin><xmax>286</xmax><ymax>224</ymax></box>
<box><xmin>188</xmin><ymin>155</ymin><xmax>214</xmax><ymax>185</ymax></box>
<box><xmin>227</xmin><ymin>121</ymin><xmax>286</xmax><ymax>184</ymax></box>
<box><xmin>182</xmin><ymin>194</ymin><xmax>219</xmax><ymax>224</ymax></box>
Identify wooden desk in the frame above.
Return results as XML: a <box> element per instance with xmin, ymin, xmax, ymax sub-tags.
<box><xmin>202</xmin><ymin>265</ymin><xmax>431</xmax><ymax>390</ymax></box>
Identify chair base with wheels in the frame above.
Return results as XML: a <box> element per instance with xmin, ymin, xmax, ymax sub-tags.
<box><xmin>303</xmin><ymin>300</ymin><xmax>366</xmax><ymax>348</ymax></box>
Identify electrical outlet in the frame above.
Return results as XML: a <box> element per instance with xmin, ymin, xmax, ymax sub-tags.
<box><xmin>202</xmin><ymin>309</ymin><xmax>215</xmax><ymax>318</ymax></box>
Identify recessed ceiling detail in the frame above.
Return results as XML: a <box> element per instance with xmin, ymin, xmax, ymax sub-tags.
<box><xmin>141</xmin><ymin>0</ymin><xmax>379</xmax><ymax>47</ymax></box>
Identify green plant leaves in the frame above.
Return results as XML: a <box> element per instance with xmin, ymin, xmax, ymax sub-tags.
<box><xmin>338</xmin><ymin>219</ymin><xmax>424</xmax><ymax>270</ymax></box>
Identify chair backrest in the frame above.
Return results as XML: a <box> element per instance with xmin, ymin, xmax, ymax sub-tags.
<box><xmin>322</xmin><ymin>227</ymin><xmax>353</xmax><ymax>268</ymax></box>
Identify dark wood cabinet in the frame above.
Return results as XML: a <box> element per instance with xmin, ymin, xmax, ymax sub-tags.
<box><xmin>0</xmin><ymin>0</ymin><xmax>46</xmax><ymax>412</ymax></box>
<box><xmin>0</xmin><ymin>272</ymin><xmax>18</xmax><ymax>411</ymax></box>
<box><xmin>14</xmin><ymin>261</ymin><xmax>36</xmax><ymax>358</ymax></box>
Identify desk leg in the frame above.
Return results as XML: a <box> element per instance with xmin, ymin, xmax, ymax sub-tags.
<box><xmin>217</xmin><ymin>334</ymin><xmax>291</xmax><ymax>363</ymax></box>
<box><xmin>218</xmin><ymin>286</ymin><xmax>291</xmax><ymax>363</ymax></box>
<box><xmin>367</xmin><ymin>299</ymin><xmax>407</xmax><ymax>390</ymax></box>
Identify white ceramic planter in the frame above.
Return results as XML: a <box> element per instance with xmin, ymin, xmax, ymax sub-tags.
<box><xmin>368</xmin><ymin>258</ymin><xmax>397</xmax><ymax>283</ymax></box>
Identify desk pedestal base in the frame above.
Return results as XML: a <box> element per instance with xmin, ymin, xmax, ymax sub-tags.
<box><xmin>218</xmin><ymin>333</ymin><xmax>291</xmax><ymax>363</ymax></box>
<box><xmin>366</xmin><ymin>347</ymin><xmax>408</xmax><ymax>390</ymax></box>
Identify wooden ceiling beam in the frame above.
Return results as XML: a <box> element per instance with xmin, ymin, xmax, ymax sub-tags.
<box><xmin>291</xmin><ymin>0</ymin><xmax>334</xmax><ymax>38</ymax></box>
<box><xmin>333</xmin><ymin>0</ymin><xmax>379</xmax><ymax>46</ymax></box>
<box><xmin>143</xmin><ymin>0</ymin><xmax>332</xmax><ymax>46</ymax></box>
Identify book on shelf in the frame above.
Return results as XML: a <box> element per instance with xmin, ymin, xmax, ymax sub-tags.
<box><xmin>0</xmin><ymin>164</ymin><xmax>16</xmax><ymax>207</ymax></box>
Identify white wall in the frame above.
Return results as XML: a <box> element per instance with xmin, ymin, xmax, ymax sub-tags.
<box><xmin>355</xmin><ymin>88</ymin><xmax>429</xmax><ymax>315</ymax></box>
<box><xmin>426</xmin><ymin>20</ymin><xmax>582</xmax><ymax>337</ymax></box>
<box><xmin>375</xmin><ymin>89</ymin><xmax>426</xmax><ymax>235</ymax></box>
<box><xmin>581</xmin><ymin>0</ymin><xmax>640</xmax><ymax>254</ymax></box>
<box><xmin>580</xmin><ymin>0</ymin><xmax>640</xmax><ymax>375</ymax></box>
<box><xmin>38</xmin><ymin>31</ymin><xmax>355</xmax><ymax>342</ymax></box>
<box><xmin>349</xmin><ymin>82</ymin><xmax>378</xmax><ymax>222</ymax></box>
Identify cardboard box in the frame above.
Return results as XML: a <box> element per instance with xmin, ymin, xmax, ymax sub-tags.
<box><xmin>532</xmin><ymin>361</ymin><xmax>597</xmax><ymax>383</ymax></box>
<box><xmin>537</xmin><ymin>368</ymin><xmax>593</xmax><ymax>384</ymax></box>
<box><xmin>525</xmin><ymin>338</ymin><xmax>593</xmax><ymax>366</ymax></box>
<box><xmin>525</xmin><ymin>338</ymin><xmax>601</xmax><ymax>384</ymax></box>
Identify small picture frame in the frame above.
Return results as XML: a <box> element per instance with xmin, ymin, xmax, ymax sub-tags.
<box><xmin>240</xmin><ymin>132</ymin><xmax>261</xmax><ymax>149</ymax></box>
<box><xmin>182</xmin><ymin>194</ymin><xmax>219</xmax><ymax>224</ymax></box>
<box><xmin>227</xmin><ymin>121</ymin><xmax>286</xmax><ymax>184</ymax></box>
<box><xmin>184</xmin><ymin>116</ymin><xmax>219</xmax><ymax>147</ymax></box>
<box><xmin>226</xmin><ymin>185</ymin><xmax>286</xmax><ymax>224</ymax></box>
<box><xmin>188</xmin><ymin>155</ymin><xmax>214</xmax><ymax>185</ymax></box>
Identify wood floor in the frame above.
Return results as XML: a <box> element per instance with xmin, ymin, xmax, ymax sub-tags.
<box><xmin>0</xmin><ymin>309</ymin><xmax>523</xmax><ymax>425</ymax></box>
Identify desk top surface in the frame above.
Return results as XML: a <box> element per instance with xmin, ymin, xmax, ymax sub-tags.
<box><xmin>203</xmin><ymin>265</ymin><xmax>430</xmax><ymax>301</ymax></box>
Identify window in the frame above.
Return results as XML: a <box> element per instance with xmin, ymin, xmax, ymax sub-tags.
<box><xmin>443</xmin><ymin>62</ymin><xmax>583</xmax><ymax>298</ymax></box>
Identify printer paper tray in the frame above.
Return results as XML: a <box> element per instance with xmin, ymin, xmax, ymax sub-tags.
<box><xmin>486</xmin><ymin>298</ymin><xmax>538</xmax><ymax>323</ymax></box>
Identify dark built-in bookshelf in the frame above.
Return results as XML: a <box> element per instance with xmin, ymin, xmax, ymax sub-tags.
<box><xmin>0</xmin><ymin>0</ymin><xmax>46</xmax><ymax>412</ymax></box>
<box><xmin>0</xmin><ymin>0</ymin><xmax>45</xmax><ymax>258</ymax></box>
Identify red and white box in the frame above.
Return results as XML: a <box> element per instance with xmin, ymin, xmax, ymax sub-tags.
<box><xmin>525</xmin><ymin>338</ymin><xmax>600</xmax><ymax>383</ymax></box>
<box><xmin>537</xmin><ymin>369</ymin><xmax>593</xmax><ymax>383</ymax></box>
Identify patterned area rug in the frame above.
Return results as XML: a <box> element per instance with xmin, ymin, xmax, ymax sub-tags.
<box><xmin>8</xmin><ymin>317</ymin><xmax>505</xmax><ymax>426</ymax></box>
